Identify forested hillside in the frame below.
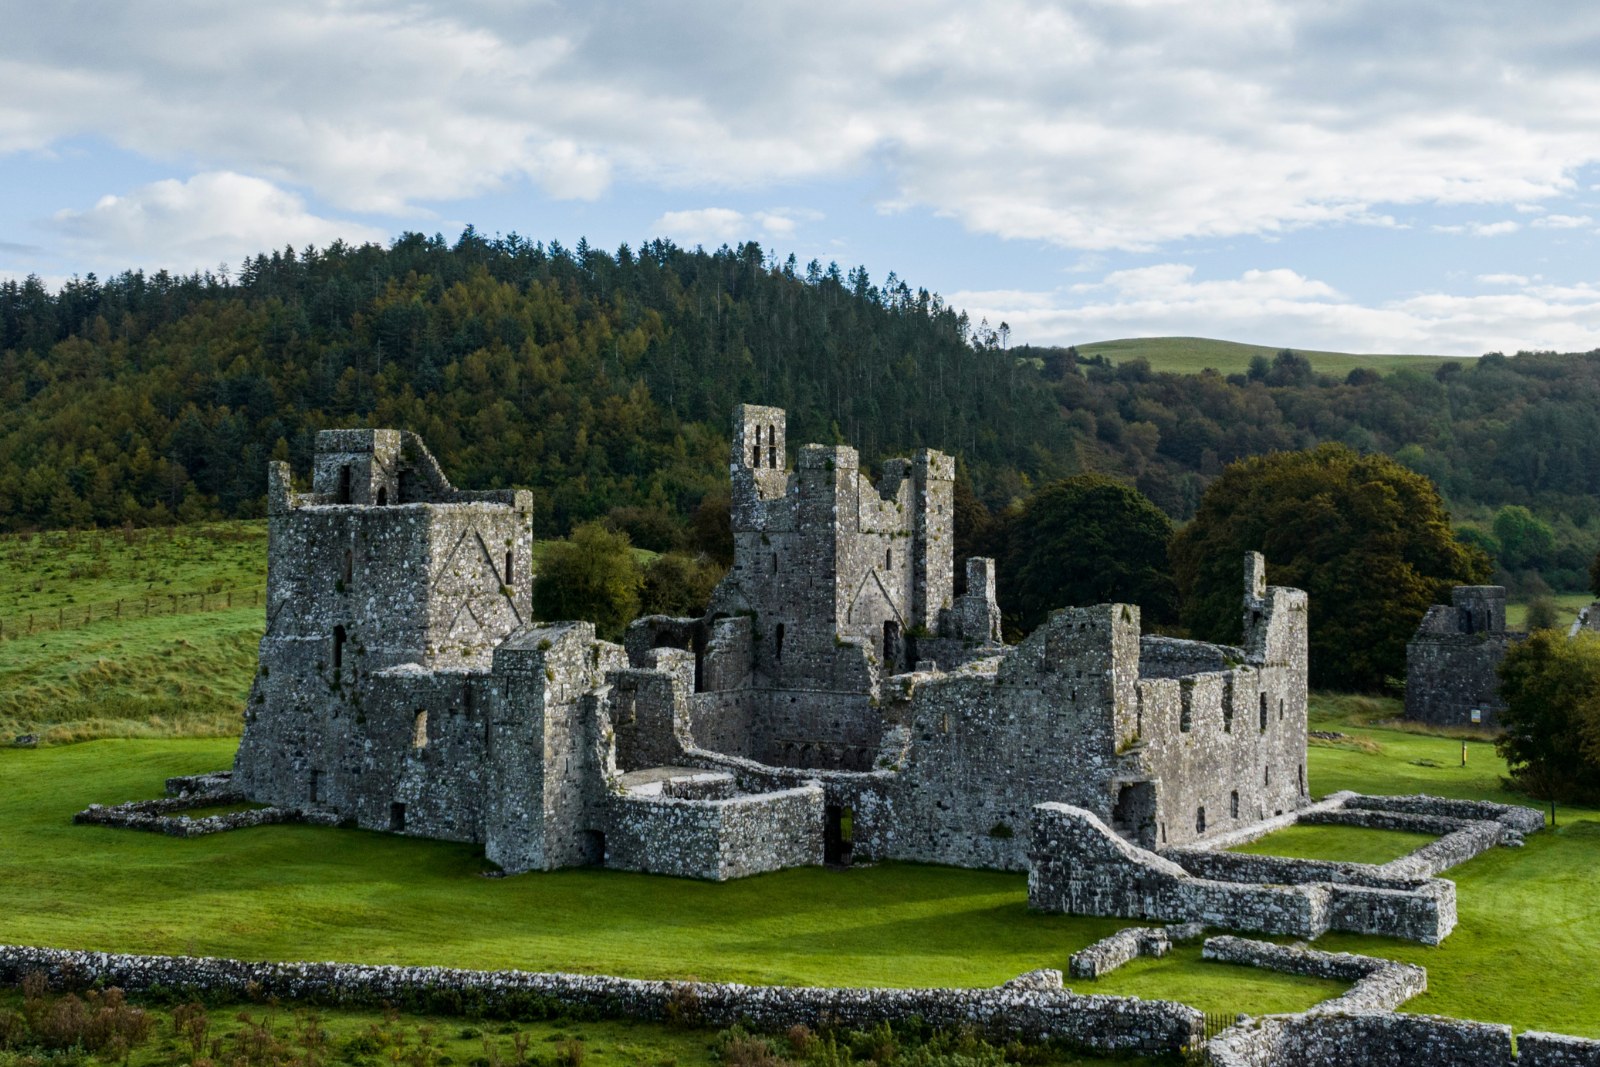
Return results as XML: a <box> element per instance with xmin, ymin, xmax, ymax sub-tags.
<box><xmin>4</xmin><ymin>230</ymin><xmax>1600</xmax><ymax>583</ymax></box>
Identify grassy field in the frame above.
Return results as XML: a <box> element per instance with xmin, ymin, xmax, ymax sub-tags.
<box><xmin>1229</xmin><ymin>823</ymin><xmax>1436</xmax><ymax>865</ymax></box>
<box><xmin>0</xmin><ymin>739</ymin><xmax>1341</xmax><ymax>1024</ymax></box>
<box><xmin>0</xmin><ymin>523</ymin><xmax>268</xmax><ymax>742</ymax></box>
<box><xmin>0</xmin><ymin>526</ymin><xmax>651</xmax><ymax>744</ymax></box>
<box><xmin>1075</xmin><ymin>337</ymin><xmax>1452</xmax><ymax>378</ymax></box>
<box><xmin>3</xmin><ymin>709</ymin><xmax>1599</xmax><ymax>1035</ymax></box>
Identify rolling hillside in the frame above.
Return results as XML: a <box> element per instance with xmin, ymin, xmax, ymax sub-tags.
<box><xmin>1074</xmin><ymin>336</ymin><xmax>1453</xmax><ymax>376</ymax></box>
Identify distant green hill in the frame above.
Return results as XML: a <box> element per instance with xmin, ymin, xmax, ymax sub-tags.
<box><xmin>1075</xmin><ymin>336</ymin><xmax>1454</xmax><ymax>377</ymax></box>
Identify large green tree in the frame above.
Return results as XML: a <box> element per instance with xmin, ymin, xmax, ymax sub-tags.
<box><xmin>1497</xmin><ymin>629</ymin><xmax>1600</xmax><ymax>805</ymax></box>
<box><xmin>991</xmin><ymin>475</ymin><xmax>1177</xmax><ymax>636</ymax></box>
<box><xmin>531</xmin><ymin>522</ymin><xmax>644</xmax><ymax>641</ymax></box>
<box><xmin>1170</xmin><ymin>444</ymin><xmax>1490</xmax><ymax>690</ymax></box>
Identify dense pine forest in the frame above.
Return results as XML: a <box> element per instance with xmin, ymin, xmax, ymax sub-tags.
<box><xmin>4</xmin><ymin>230</ymin><xmax>1600</xmax><ymax>586</ymax></box>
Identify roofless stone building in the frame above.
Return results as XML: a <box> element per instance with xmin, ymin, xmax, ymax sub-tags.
<box><xmin>232</xmin><ymin>406</ymin><xmax>1311</xmax><ymax>879</ymax></box>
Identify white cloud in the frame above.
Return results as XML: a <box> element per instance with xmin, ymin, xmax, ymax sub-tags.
<box><xmin>6</xmin><ymin>2</ymin><xmax>1600</xmax><ymax>248</ymax></box>
<box><xmin>1532</xmin><ymin>213</ymin><xmax>1594</xmax><ymax>228</ymax></box>
<box><xmin>952</xmin><ymin>264</ymin><xmax>1600</xmax><ymax>357</ymax></box>
<box><xmin>50</xmin><ymin>172</ymin><xmax>388</xmax><ymax>275</ymax></box>
<box><xmin>650</xmin><ymin>207</ymin><xmax>814</xmax><ymax>248</ymax></box>
<box><xmin>1434</xmin><ymin>220</ymin><xmax>1521</xmax><ymax>236</ymax></box>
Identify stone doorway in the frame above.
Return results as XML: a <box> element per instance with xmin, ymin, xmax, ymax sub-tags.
<box><xmin>1111</xmin><ymin>781</ymin><xmax>1157</xmax><ymax>848</ymax></box>
<box><xmin>824</xmin><ymin>804</ymin><xmax>854</xmax><ymax>866</ymax></box>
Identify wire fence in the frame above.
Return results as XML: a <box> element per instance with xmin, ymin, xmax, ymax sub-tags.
<box><xmin>0</xmin><ymin>587</ymin><xmax>264</xmax><ymax>641</ymax></box>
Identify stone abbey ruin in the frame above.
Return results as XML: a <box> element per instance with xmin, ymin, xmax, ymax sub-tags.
<box><xmin>187</xmin><ymin>404</ymin><xmax>1541</xmax><ymax>947</ymax></box>
<box><xmin>230</xmin><ymin>405</ymin><xmax>1314</xmax><ymax>881</ymax></box>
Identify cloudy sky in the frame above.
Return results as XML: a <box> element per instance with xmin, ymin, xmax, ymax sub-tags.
<box><xmin>4</xmin><ymin>1</ymin><xmax>1600</xmax><ymax>356</ymax></box>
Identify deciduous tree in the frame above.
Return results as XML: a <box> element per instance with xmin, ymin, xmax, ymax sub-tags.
<box><xmin>1170</xmin><ymin>444</ymin><xmax>1490</xmax><ymax>690</ymax></box>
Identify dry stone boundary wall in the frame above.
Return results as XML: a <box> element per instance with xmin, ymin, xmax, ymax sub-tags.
<box><xmin>0</xmin><ymin>945</ymin><xmax>1200</xmax><ymax>1053</ymax></box>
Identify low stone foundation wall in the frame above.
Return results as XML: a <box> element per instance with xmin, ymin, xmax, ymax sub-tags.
<box><xmin>1068</xmin><ymin>923</ymin><xmax>1205</xmax><ymax>978</ymax></box>
<box><xmin>72</xmin><ymin>794</ymin><xmax>335</xmax><ymax>837</ymax></box>
<box><xmin>1200</xmin><ymin>937</ymin><xmax>1425</xmax><ymax>1013</ymax></box>
<box><xmin>1028</xmin><ymin>804</ymin><xmax>1456</xmax><ymax>943</ymax></box>
<box><xmin>1207</xmin><ymin>1012</ymin><xmax>1514</xmax><ymax>1067</ymax></box>
<box><xmin>0</xmin><ymin>945</ymin><xmax>1200</xmax><ymax>1052</ymax></box>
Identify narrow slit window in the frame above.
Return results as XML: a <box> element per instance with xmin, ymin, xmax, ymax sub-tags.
<box><xmin>1230</xmin><ymin>790</ymin><xmax>1240</xmax><ymax>819</ymax></box>
<box><xmin>1259</xmin><ymin>692</ymin><xmax>1268</xmax><ymax>731</ymax></box>
<box><xmin>412</xmin><ymin>709</ymin><xmax>428</xmax><ymax>749</ymax></box>
<box><xmin>332</xmin><ymin>625</ymin><xmax>346</xmax><ymax>671</ymax></box>
<box><xmin>341</xmin><ymin>549</ymin><xmax>352</xmax><ymax>587</ymax></box>
<box><xmin>505</xmin><ymin>550</ymin><xmax>514</xmax><ymax>584</ymax></box>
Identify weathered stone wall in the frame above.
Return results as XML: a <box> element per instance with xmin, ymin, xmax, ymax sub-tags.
<box><xmin>1406</xmin><ymin>586</ymin><xmax>1521</xmax><ymax>729</ymax></box>
<box><xmin>1520</xmin><ymin>1032</ymin><xmax>1600</xmax><ymax>1066</ymax></box>
<box><xmin>1068</xmin><ymin>923</ymin><xmax>1204</xmax><ymax>979</ymax></box>
<box><xmin>0</xmin><ymin>946</ymin><xmax>1201</xmax><ymax>1053</ymax></box>
<box><xmin>605</xmin><ymin>785</ymin><xmax>825</xmax><ymax>880</ymax></box>
<box><xmin>1027</xmin><ymin>803</ymin><xmax>1457</xmax><ymax>943</ymax></box>
<box><xmin>1207</xmin><ymin>1013</ymin><xmax>1514</xmax><ymax>1067</ymax></box>
<box><xmin>1199</xmin><ymin>937</ymin><xmax>1426</xmax><ymax>1014</ymax></box>
<box><xmin>234</xmin><ymin>431</ymin><xmax>533</xmax><ymax>823</ymax></box>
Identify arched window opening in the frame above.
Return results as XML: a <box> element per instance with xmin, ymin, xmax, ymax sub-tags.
<box><xmin>376</xmin><ymin>487</ymin><xmax>388</xmax><ymax>506</ymax></box>
<box><xmin>1230</xmin><ymin>790</ymin><xmax>1240</xmax><ymax>819</ymax></box>
<box><xmin>332</xmin><ymin>625</ymin><xmax>346</xmax><ymax>672</ymax></box>
<box><xmin>752</xmin><ymin>440</ymin><xmax>762</xmax><ymax>467</ymax></box>
<box><xmin>1196</xmin><ymin>806</ymin><xmax>1207</xmax><ymax>834</ymax></box>
<box><xmin>412</xmin><ymin>709</ymin><xmax>429</xmax><ymax>750</ymax></box>
<box><xmin>337</xmin><ymin>465</ymin><xmax>352</xmax><ymax>504</ymax></box>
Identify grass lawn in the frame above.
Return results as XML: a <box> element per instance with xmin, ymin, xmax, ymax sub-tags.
<box><xmin>0</xmin><ymin>739</ymin><xmax>1339</xmax><ymax>1023</ymax></box>
<box><xmin>1229</xmin><ymin>824</ymin><xmax>1436</xmax><ymax>865</ymax></box>
<box><xmin>1305</xmin><ymin>694</ymin><xmax>1600</xmax><ymax>1036</ymax></box>
<box><xmin>1074</xmin><ymin>337</ymin><xmax>1451</xmax><ymax>378</ymax></box>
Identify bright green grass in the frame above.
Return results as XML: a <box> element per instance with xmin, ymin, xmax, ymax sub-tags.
<box><xmin>0</xmin><ymin>525</ymin><xmax>641</xmax><ymax>743</ymax></box>
<box><xmin>1305</xmin><ymin>698</ymin><xmax>1600</xmax><ymax>1036</ymax></box>
<box><xmin>0</xmin><ymin>739</ymin><xmax>1340</xmax><ymax>1023</ymax></box>
<box><xmin>1230</xmin><ymin>824</ymin><xmax>1436</xmax><ymax>865</ymax></box>
<box><xmin>0</xmin><ymin>523</ymin><xmax>268</xmax><ymax>741</ymax></box>
<box><xmin>0</xmin><ymin>521</ymin><xmax>269</xmax><ymax>622</ymax></box>
<box><xmin>1076</xmin><ymin>337</ymin><xmax>1452</xmax><ymax>378</ymax></box>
